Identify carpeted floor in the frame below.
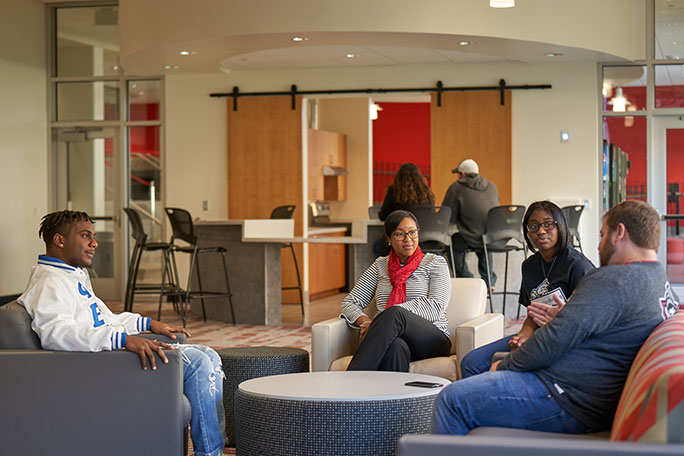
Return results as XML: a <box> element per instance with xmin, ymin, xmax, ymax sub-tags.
<box><xmin>107</xmin><ymin>300</ymin><xmax>312</xmax><ymax>353</ymax></box>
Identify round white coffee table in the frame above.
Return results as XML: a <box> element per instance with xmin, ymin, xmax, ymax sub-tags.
<box><xmin>234</xmin><ymin>371</ymin><xmax>449</xmax><ymax>455</ymax></box>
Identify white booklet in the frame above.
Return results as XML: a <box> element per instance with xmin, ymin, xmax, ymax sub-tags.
<box><xmin>532</xmin><ymin>287</ymin><xmax>567</xmax><ymax>307</ymax></box>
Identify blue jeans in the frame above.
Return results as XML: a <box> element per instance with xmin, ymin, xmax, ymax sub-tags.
<box><xmin>460</xmin><ymin>335</ymin><xmax>513</xmax><ymax>378</ymax></box>
<box><xmin>431</xmin><ymin>370</ymin><xmax>589</xmax><ymax>435</ymax></box>
<box><xmin>175</xmin><ymin>344</ymin><xmax>225</xmax><ymax>456</ymax></box>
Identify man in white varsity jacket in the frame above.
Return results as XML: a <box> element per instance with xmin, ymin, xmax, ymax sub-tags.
<box><xmin>19</xmin><ymin>210</ymin><xmax>225</xmax><ymax>456</ymax></box>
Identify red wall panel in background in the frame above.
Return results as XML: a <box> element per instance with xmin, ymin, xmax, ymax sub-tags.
<box><xmin>372</xmin><ymin>102</ymin><xmax>431</xmax><ymax>203</ymax></box>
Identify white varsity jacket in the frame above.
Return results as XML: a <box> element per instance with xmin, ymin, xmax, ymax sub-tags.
<box><xmin>18</xmin><ymin>255</ymin><xmax>151</xmax><ymax>351</ymax></box>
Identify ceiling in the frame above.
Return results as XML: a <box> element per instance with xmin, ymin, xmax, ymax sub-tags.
<box><xmin>47</xmin><ymin>0</ymin><xmax>684</xmax><ymax>85</ymax></box>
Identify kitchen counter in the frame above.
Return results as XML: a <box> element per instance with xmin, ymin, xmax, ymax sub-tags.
<box><xmin>188</xmin><ymin>219</ymin><xmax>384</xmax><ymax>324</ymax></box>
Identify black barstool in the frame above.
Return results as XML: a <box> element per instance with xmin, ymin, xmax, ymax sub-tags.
<box><xmin>270</xmin><ymin>205</ymin><xmax>304</xmax><ymax>316</ymax></box>
<box><xmin>482</xmin><ymin>205</ymin><xmax>528</xmax><ymax>317</ymax></box>
<box><xmin>163</xmin><ymin>207</ymin><xmax>235</xmax><ymax>327</ymax></box>
<box><xmin>562</xmin><ymin>205</ymin><xmax>585</xmax><ymax>253</ymax></box>
<box><xmin>122</xmin><ymin>207</ymin><xmax>177</xmax><ymax>313</ymax></box>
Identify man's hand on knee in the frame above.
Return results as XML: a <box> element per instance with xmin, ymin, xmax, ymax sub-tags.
<box><xmin>125</xmin><ymin>335</ymin><xmax>173</xmax><ymax>370</ymax></box>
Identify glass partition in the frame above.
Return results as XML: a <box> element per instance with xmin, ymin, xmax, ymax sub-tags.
<box><xmin>56</xmin><ymin>6</ymin><xmax>120</xmax><ymax>78</ymax></box>
<box><xmin>655</xmin><ymin>0</ymin><xmax>684</xmax><ymax>60</ymax></box>
<box><xmin>655</xmin><ymin>64</ymin><xmax>684</xmax><ymax>108</ymax></box>
<box><xmin>602</xmin><ymin>66</ymin><xmax>647</xmax><ymax>112</ymax></box>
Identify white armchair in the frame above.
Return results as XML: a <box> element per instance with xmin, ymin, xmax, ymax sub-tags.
<box><xmin>311</xmin><ymin>277</ymin><xmax>504</xmax><ymax>381</ymax></box>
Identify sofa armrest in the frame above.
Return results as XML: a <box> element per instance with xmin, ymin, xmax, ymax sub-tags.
<box><xmin>455</xmin><ymin>313</ymin><xmax>504</xmax><ymax>377</ymax></box>
<box><xmin>0</xmin><ymin>349</ymin><xmax>185</xmax><ymax>456</ymax></box>
<box><xmin>311</xmin><ymin>317</ymin><xmax>359</xmax><ymax>371</ymax></box>
<box><xmin>138</xmin><ymin>331</ymin><xmax>189</xmax><ymax>345</ymax></box>
<box><xmin>397</xmin><ymin>434</ymin><xmax>684</xmax><ymax>456</ymax></box>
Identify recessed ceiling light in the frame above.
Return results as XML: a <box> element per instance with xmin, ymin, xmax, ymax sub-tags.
<box><xmin>164</xmin><ymin>65</ymin><xmax>179</xmax><ymax>70</ymax></box>
<box><xmin>490</xmin><ymin>0</ymin><xmax>515</xmax><ymax>7</ymax></box>
<box><xmin>179</xmin><ymin>50</ymin><xmax>190</xmax><ymax>56</ymax></box>
<box><xmin>112</xmin><ymin>65</ymin><xmax>119</xmax><ymax>70</ymax></box>
<box><xmin>346</xmin><ymin>53</ymin><xmax>358</xmax><ymax>58</ymax></box>
<box><xmin>292</xmin><ymin>36</ymin><xmax>309</xmax><ymax>42</ymax></box>
<box><xmin>459</xmin><ymin>41</ymin><xmax>470</xmax><ymax>46</ymax></box>
<box><xmin>545</xmin><ymin>52</ymin><xmax>564</xmax><ymax>57</ymax></box>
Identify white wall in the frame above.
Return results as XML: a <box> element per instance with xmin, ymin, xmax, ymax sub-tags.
<box><xmin>165</xmin><ymin>61</ymin><xmax>601</xmax><ymax>264</ymax></box>
<box><xmin>0</xmin><ymin>0</ymin><xmax>48</xmax><ymax>295</ymax></box>
<box><xmin>164</xmin><ymin>74</ymin><xmax>229</xmax><ymax>219</ymax></box>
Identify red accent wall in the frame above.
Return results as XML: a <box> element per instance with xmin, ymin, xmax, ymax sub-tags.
<box><xmin>372</xmin><ymin>102</ymin><xmax>431</xmax><ymax>203</ymax></box>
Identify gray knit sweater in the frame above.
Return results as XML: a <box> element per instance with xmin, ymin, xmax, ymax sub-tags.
<box><xmin>499</xmin><ymin>261</ymin><xmax>680</xmax><ymax>431</ymax></box>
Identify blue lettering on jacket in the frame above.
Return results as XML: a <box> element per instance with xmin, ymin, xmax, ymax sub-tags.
<box><xmin>78</xmin><ymin>282</ymin><xmax>92</xmax><ymax>299</ymax></box>
<box><xmin>90</xmin><ymin>303</ymin><xmax>105</xmax><ymax>327</ymax></box>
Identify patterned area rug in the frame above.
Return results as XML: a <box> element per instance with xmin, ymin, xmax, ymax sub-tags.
<box><xmin>107</xmin><ymin>301</ymin><xmax>312</xmax><ymax>353</ymax></box>
<box><xmin>108</xmin><ymin>300</ymin><xmax>523</xmax><ymax>455</ymax></box>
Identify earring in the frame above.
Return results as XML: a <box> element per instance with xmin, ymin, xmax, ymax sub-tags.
<box><xmin>60</xmin><ymin>244</ymin><xmax>64</xmax><ymax>247</ymax></box>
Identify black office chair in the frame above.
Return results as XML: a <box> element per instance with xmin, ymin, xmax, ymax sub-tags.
<box><xmin>123</xmin><ymin>207</ymin><xmax>178</xmax><ymax>313</ymax></box>
<box><xmin>163</xmin><ymin>207</ymin><xmax>235</xmax><ymax>327</ymax></box>
<box><xmin>562</xmin><ymin>205</ymin><xmax>585</xmax><ymax>253</ymax></box>
<box><xmin>368</xmin><ymin>204</ymin><xmax>381</xmax><ymax>219</ymax></box>
<box><xmin>482</xmin><ymin>205</ymin><xmax>528</xmax><ymax>317</ymax></box>
<box><xmin>411</xmin><ymin>205</ymin><xmax>457</xmax><ymax>277</ymax></box>
<box><xmin>270</xmin><ymin>205</ymin><xmax>304</xmax><ymax>316</ymax></box>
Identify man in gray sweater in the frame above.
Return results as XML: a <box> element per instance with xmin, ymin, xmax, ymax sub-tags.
<box><xmin>432</xmin><ymin>200</ymin><xmax>680</xmax><ymax>434</ymax></box>
<box><xmin>441</xmin><ymin>159</ymin><xmax>499</xmax><ymax>287</ymax></box>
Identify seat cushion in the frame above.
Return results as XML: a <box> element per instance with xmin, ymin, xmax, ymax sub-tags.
<box><xmin>611</xmin><ymin>311</ymin><xmax>684</xmax><ymax>443</ymax></box>
<box><xmin>409</xmin><ymin>355</ymin><xmax>458</xmax><ymax>382</ymax></box>
<box><xmin>330</xmin><ymin>355</ymin><xmax>353</xmax><ymax>371</ymax></box>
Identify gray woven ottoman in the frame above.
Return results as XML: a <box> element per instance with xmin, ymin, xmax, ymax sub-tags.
<box><xmin>216</xmin><ymin>346</ymin><xmax>309</xmax><ymax>446</ymax></box>
<box><xmin>234</xmin><ymin>371</ymin><xmax>449</xmax><ymax>456</ymax></box>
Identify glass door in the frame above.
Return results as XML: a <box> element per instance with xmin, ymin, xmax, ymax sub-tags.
<box><xmin>652</xmin><ymin>116</ymin><xmax>684</xmax><ymax>293</ymax></box>
<box><xmin>54</xmin><ymin>126</ymin><xmax>123</xmax><ymax>300</ymax></box>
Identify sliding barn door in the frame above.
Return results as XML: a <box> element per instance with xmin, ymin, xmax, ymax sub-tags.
<box><xmin>227</xmin><ymin>96</ymin><xmax>303</xmax><ymax>221</ymax></box>
<box><xmin>227</xmin><ymin>96</ymin><xmax>304</xmax><ymax>304</ymax></box>
<box><xmin>430</xmin><ymin>91</ymin><xmax>512</xmax><ymax>205</ymax></box>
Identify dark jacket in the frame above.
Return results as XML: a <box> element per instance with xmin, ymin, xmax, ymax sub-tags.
<box><xmin>441</xmin><ymin>174</ymin><xmax>499</xmax><ymax>248</ymax></box>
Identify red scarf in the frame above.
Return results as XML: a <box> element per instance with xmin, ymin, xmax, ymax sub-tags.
<box><xmin>386</xmin><ymin>247</ymin><xmax>424</xmax><ymax>307</ymax></box>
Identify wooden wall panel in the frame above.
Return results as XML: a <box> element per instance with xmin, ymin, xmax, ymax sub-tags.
<box><xmin>430</xmin><ymin>91</ymin><xmax>512</xmax><ymax>205</ymax></box>
<box><xmin>228</xmin><ymin>96</ymin><xmax>303</xmax><ymax>225</ymax></box>
<box><xmin>228</xmin><ymin>96</ymin><xmax>304</xmax><ymax>304</ymax></box>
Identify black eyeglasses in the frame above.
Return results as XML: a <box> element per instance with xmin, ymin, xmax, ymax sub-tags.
<box><xmin>391</xmin><ymin>229</ymin><xmax>420</xmax><ymax>240</ymax></box>
<box><xmin>526</xmin><ymin>221</ymin><xmax>557</xmax><ymax>232</ymax></box>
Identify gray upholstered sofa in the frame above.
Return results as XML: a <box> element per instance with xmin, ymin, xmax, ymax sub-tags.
<box><xmin>0</xmin><ymin>301</ymin><xmax>189</xmax><ymax>456</ymax></box>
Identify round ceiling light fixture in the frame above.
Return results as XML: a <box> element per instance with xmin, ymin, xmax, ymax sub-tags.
<box><xmin>490</xmin><ymin>0</ymin><xmax>515</xmax><ymax>7</ymax></box>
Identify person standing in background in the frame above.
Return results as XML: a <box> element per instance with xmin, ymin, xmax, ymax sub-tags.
<box><xmin>375</xmin><ymin>163</ymin><xmax>435</xmax><ymax>256</ymax></box>
<box><xmin>441</xmin><ymin>159</ymin><xmax>499</xmax><ymax>287</ymax></box>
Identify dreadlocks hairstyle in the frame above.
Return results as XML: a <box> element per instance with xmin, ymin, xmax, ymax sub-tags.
<box><xmin>39</xmin><ymin>210</ymin><xmax>93</xmax><ymax>247</ymax></box>
<box><xmin>392</xmin><ymin>163</ymin><xmax>435</xmax><ymax>207</ymax></box>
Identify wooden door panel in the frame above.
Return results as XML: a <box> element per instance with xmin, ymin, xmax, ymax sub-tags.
<box><xmin>430</xmin><ymin>91</ymin><xmax>512</xmax><ymax>205</ymax></box>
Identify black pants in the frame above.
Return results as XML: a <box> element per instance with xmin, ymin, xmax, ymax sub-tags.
<box><xmin>347</xmin><ymin>306</ymin><xmax>451</xmax><ymax>372</ymax></box>
<box><xmin>451</xmin><ymin>233</ymin><xmax>496</xmax><ymax>288</ymax></box>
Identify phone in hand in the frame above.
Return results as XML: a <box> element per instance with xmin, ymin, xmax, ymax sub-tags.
<box><xmin>404</xmin><ymin>381</ymin><xmax>443</xmax><ymax>388</ymax></box>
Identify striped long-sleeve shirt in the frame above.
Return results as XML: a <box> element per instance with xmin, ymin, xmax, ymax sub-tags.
<box><xmin>340</xmin><ymin>253</ymin><xmax>451</xmax><ymax>337</ymax></box>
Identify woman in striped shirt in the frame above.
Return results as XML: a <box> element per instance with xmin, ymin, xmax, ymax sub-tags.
<box><xmin>342</xmin><ymin>210</ymin><xmax>452</xmax><ymax>371</ymax></box>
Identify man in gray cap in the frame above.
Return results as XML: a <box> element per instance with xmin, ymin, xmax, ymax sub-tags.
<box><xmin>441</xmin><ymin>158</ymin><xmax>499</xmax><ymax>287</ymax></box>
